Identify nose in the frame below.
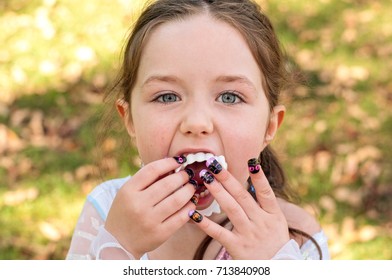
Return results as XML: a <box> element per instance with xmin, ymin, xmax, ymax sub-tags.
<box><xmin>179</xmin><ymin>103</ymin><xmax>214</xmax><ymax>136</ymax></box>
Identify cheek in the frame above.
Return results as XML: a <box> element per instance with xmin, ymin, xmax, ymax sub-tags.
<box><xmin>225</xmin><ymin>115</ymin><xmax>267</xmax><ymax>152</ymax></box>
<box><xmin>133</xmin><ymin>119</ymin><xmax>173</xmax><ymax>163</ymax></box>
<box><xmin>223</xmin><ymin>115</ymin><xmax>267</xmax><ymax>186</ymax></box>
<box><xmin>130</xmin><ymin>96</ymin><xmax>178</xmax><ymax>163</ymax></box>
<box><xmin>224</xmin><ymin>135</ymin><xmax>263</xmax><ymax>186</ymax></box>
<box><xmin>228</xmin><ymin>160</ymin><xmax>250</xmax><ymax>188</ymax></box>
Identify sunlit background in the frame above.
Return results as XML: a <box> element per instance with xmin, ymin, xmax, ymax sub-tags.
<box><xmin>0</xmin><ymin>0</ymin><xmax>391</xmax><ymax>259</ymax></box>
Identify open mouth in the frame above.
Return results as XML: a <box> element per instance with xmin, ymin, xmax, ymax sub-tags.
<box><xmin>175</xmin><ymin>152</ymin><xmax>228</xmax><ymax>205</ymax></box>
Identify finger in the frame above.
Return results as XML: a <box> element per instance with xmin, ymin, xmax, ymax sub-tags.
<box><xmin>161</xmin><ymin>201</ymin><xmax>196</xmax><ymax>233</ymax></box>
<box><xmin>154</xmin><ymin>182</ymin><xmax>196</xmax><ymax>220</ymax></box>
<box><xmin>199</xmin><ymin>170</ymin><xmax>249</xmax><ymax>228</ymax></box>
<box><xmin>131</xmin><ymin>156</ymin><xmax>187</xmax><ymax>191</ymax></box>
<box><xmin>205</xmin><ymin>157</ymin><xmax>258</xmax><ymax>215</ymax></box>
<box><xmin>188</xmin><ymin>210</ymin><xmax>235</xmax><ymax>247</ymax></box>
<box><xmin>146</xmin><ymin>169</ymin><xmax>191</xmax><ymax>206</ymax></box>
<box><xmin>247</xmin><ymin>158</ymin><xmax>280</xmax><ymax>214</ymax></box>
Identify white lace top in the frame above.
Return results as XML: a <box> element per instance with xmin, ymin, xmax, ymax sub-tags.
<box><xmin>66</xmin><ymin>177</ymin><xmax>330</xmax><ymax>260</ymax></box>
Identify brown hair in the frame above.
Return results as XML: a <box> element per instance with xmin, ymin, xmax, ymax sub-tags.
<box><xmin>106</xmin><ymin>0</ymin><xmax>322</xmax><ymax>259</ymax></box>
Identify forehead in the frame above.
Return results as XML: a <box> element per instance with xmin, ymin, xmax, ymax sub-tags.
<box><xmin>145</xmin><ymin>14</ymin><xmax>247</xmax><ymax>58</ymax></box>
<box><xmin>137</xmin><ymin>13</ymin><xmax>263</xmax><ymax>89</ymax></box>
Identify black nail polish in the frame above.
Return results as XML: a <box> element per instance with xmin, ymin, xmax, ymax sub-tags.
<box><xmin>190</xmin><ymin>194</ymin><xmax>199</xmax><ymax>205</ymax></box>
<box><xmin>185</xmin><ymin>168</ymin><xmax>194</xmax><ymax>179</ymax></box>
<box><xmin>189</xmin><ymin>210</ymin><xmax>203</xmax><ymax>223</ymax></box>
<box><xmin>199</xmin><ymin>169</ymin><xmax>214</xmax><ymax>184</ymax></box>
<box><xmin>189</xmin><ymin>179</ymin><xmax>199</xmax><ymax>190</ymax></box>
<box><xmin>206</xmin><ymin>157</ymin><xmax>222</xmax><ymax>174</ymax></box>
<box><xmin>174</xmin><ymin>155</ymin><xmax>186</xmax><ymax>164</ymax></box>
<box><xmin>248</xmin><ymin>158</ymin><xmax>261</xmax><ymax>174</ymax></box>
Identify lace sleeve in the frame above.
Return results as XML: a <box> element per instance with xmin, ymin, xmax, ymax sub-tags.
<box><xmin>272</xmin><ymin>230</ymin><xmax>330</xmax><ymax>260</ymax></box>
<box><xmin>216</xmin><ymin>230</ymin><xmax>330</xmax><ymax>260</ymax></box>
<box><xmin>66</xmin><ymin>199</ymin><xmax>135</xmax><ymax>260</ymax></box>
<box><xmin>66</xmin><ymin>199</ymin><xmax>101</xmax><ymax>259</ymax></box>
<box><xmin>300</xmin><ymin>230</ymin><xmax>330</xmax><ymax>260</ymax></box>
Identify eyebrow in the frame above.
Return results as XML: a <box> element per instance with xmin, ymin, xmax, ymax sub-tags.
<box><xmin>142</xmin><ymin>74</ymin><xmax>258</xmax><ymax>91</ymax></box>
<box><xmin>214</xmin><ymin>75</ymin><xmax>257</xmax><ymax>90</ymax></box>
<box><xmin>142</xmin><ymin>75</ymin><xmax>179</xmax><ymax>87</ymax></box>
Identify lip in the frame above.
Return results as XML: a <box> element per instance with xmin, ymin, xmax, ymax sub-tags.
<box><xmin>196</xmin><ymin>192</ymin><xmax>215</xmax><ymax>209</ymax></box>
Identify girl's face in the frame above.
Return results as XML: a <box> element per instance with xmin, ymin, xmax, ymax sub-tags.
<box><xmin>121</xmin><ymin>14</ymin><xmax>284</xmax><ymax>210</ymax></box>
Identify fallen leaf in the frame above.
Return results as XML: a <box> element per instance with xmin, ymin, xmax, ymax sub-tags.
<box><xmin>334</xmin><ymin>187</ymin><xmax>362</xmax><ymax>207</ymax></box>
<box><xmin>3</xmin><ymin>187</ymin><xmax>39</xmax><ymax>206</ymax></box>
<box><xmin>358</xmin><ymin>225</ymin><xmax>378</xmax><ymax>242</ymax></box>
<box><xmin>39</xmin><ymin>222</ymin><xmax>61</xmax><ymax>241</ymax></box>
<box><xmin>0</xmin><ymin>124</ymin><xmax>25</xmax><ymax>154</ymax></box>
<box><xmin>319</xmin><ymin>195</ymin><xmax>337</xmax><ymax>213</ymax></box>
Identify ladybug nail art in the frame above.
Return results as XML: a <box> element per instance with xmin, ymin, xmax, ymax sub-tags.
<box><xmin>248</xmin><ymin>158</ymin><xmax>261</xmax><ymax>174</ymax></box>
<box><xmin>174</xmin><ymin>155</ymin><xmax>187</xmax><ymax>164</ymax></box>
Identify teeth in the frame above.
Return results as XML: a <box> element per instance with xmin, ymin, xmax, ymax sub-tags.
<box><xmin>198</xmin><ymin>199</ymin><xmax>221</xmax><ymax>216</ymax></box>
<box><xmin>175</xmin><ymin>152</ymin><xmax>228</xmax><ymax>173</ymax></box>
<box><xmin>199</xmin><ymin>189</ymin><xmax>209</xmax><ymax>198</ymax></box>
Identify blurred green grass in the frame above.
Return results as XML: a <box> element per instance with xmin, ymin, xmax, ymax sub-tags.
<box><xmin>0</xmin><ymin>0</ymin><xmax>391</xmax><ymax>259</ymax></box>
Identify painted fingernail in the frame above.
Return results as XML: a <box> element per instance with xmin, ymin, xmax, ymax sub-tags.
<box><xmin>174</xmin><ymin>155</ymin><xmax>187</xmax><ymax>164</ymax></box>
<box><xmin>199</xmin><ymin>169</ymin><xmax>214</xmax><ymax>184</ymax></box>
<box><xmin>206</xmin><ymin>157</ymin><xmax>222</xmax><ymax>174</ymax></box>
<box><xmin>248</xmin><ymin>158</ymin><xmax>261</xmax><ymax>174</ymax></box>
<box><xmin>189</xmin><ymin>179</ymin><xmax>199</xmax><ymax>190</ymax></box>
<box><xmin>190</xmin><ymin>194</ymin><xmax>199</xmax><ymax>205</ymax></box>
<box><xmin>185</xmin><ymin>168</ymin><xmax>194</xmax><ymax>179</ymax></box>
<box><xmin>188</xmin><ymin>210</ymin><xmax>203</xmax><ymax>223</ymax></box>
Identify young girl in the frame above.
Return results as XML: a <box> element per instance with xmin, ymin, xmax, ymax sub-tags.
<box><xmin>66</xmin><ymin>0</ymin><xmax>330</xmax><ymax>260</ymax></box>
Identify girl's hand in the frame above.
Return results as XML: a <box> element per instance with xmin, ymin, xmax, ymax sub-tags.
<box><xmin>105</xmin><ymin>157</ymin><xmax>196</xmax><ymax>259</ymax></box>
<box><xmin>191</xmin><ymin>158</ymin><xmax>290</xmax><ymax>259</ymax></box>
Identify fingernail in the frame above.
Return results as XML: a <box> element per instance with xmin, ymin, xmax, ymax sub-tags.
<box><xmin>190</xmin><ymin>194</ymin><xmax>199</xmax><ymax>205</ymax></box>
<box><xmin>185</xmin><ymin>168</ymin><xmax>194</xmax><ymax>179</ymax></box>
<box><xmin>199</xmin><ymin>169</ymin><xmax>214</xmax><ymax>184</ymax></box>
<box><xmin>188</xmin><ymin>210</ymin><xmax>203</xmax><ymax>223</ymax></box>
<box><xmin>189</xmin><ymin>179</ymin><xmax>199</xmax><ymax>190</ymax></box>
<box><xmin>206</xmin><ymin>157</ymin><xmax>222</xmax><ymax>174</ymax></box>
<box><xmin>174</xmin><ymin>155</ymin><xmax>186</xmax><ymax>164</ymax></box>
<box><xmin>248</xmin><ymin>158</ymin><xmax>261</xmax><ymax>174</ymax></box>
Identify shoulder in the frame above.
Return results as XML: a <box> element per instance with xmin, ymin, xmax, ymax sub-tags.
<box><xmin>277</xmin><ymin>198</ymin><xmax>321</xmax><ymax>244</ymax></box>
<box><xmin>87</xmin><ymin>176</ymin><xmax>131</xmax><ymax>220</ymax></box>
<box><xmin>89</xmin><ymin>176</ymin><xmax>130</xmax><ymax>199</ymax></box>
